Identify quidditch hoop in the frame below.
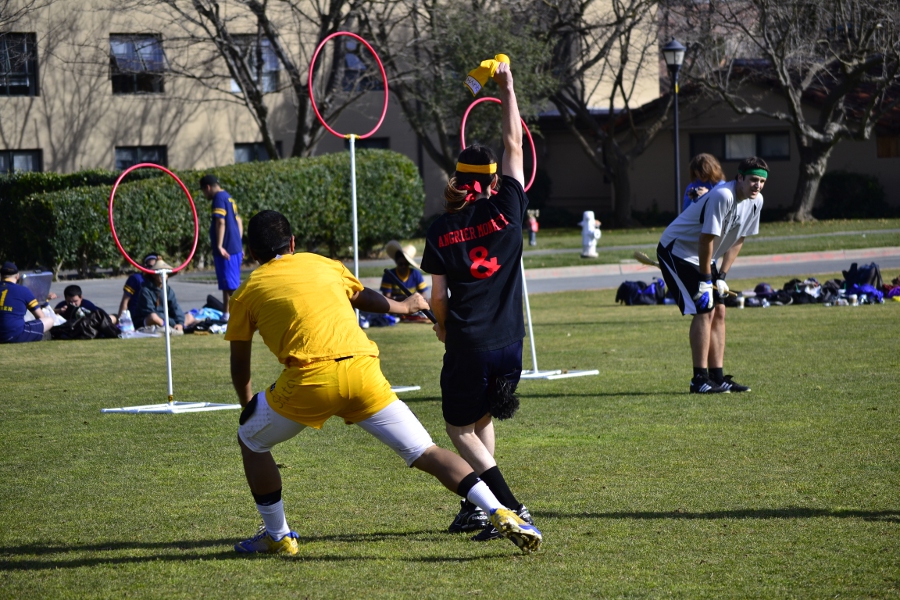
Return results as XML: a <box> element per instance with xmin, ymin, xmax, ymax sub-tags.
<box><xmin>460</xmin><ymin>97</ymin><xmax>536</xmax><ymax>192</ymax></box>
<box><xmin>308</xmin><ymin>32</ymin><xmax>389</xmax><ymax>140</ymax></box>
<box><xmin>108</xmin><ymin>163</ymin><xmax>199</xmax><ymax>274</ymax></box>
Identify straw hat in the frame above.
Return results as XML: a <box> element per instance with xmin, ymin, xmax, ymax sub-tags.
<box><xmin>384</xmin><ymin>240</ymin><xmax>419</xmax><ymax>269</ymax></box>
<box><xmin>152</xmin><ymin>258</ymin><xmax>175</xmax><ymax>272</ymax></box>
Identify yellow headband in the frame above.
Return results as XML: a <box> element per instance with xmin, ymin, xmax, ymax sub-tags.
<box><xmin>456</xmin><ymin>161</ymin><xmax>497</xmax><ymax>174</ymax></box>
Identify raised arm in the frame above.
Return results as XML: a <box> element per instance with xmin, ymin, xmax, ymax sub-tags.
<box><xmin>493</xmin><ymin>62</ymin><xmax>524</xmax><ymax>186</ymax></box>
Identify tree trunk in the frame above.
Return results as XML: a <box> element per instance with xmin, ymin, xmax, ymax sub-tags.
<box><xmin>610</xmin><ymin>151</ymin><xmax>635</xmax><ymax>227</ymax></box>
<box><xmin>786</xmin><ymin>140</ymin><xmax>835</xmax><ymax>222</ymax></box>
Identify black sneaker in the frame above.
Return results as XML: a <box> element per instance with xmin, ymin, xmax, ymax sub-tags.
<box><xmin>471</xmin><ymin>504</ymin><xmax>533</xmax><ymax>541</ymax></box>
<box><xmin>689</xmin><ymin>376</ymin><xmax>730</xmax><ymax>394</ymax></box>
<box><xmin>448</xmin><ymin>500</ymin><xmax>489</xmax><ymax>533</ymax></box>
<box><xmin>717</xmin><ymin>375</ymin><xmax>750</xmax><ymax>393</ymax></box>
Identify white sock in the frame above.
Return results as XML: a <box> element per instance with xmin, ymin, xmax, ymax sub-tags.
<box><xmin>256</xmin><ymin>500</ymin><xmax>290</xmax><ymax>539</ymax></box>
<box><xmin>223</xmin><ymin>312</ymin><xmax>230</xmax><ymax>322</ymax></box>
<box><xmin>466</xmin><ymin>480</ymin><xmax>503</xmax><ymax>514</ymax></box>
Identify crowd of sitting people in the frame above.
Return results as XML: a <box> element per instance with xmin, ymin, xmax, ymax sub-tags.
<box><xmin>0</xmin><ymin>252</ymin><xmax>207</xmax><ymax>344</ymax></box>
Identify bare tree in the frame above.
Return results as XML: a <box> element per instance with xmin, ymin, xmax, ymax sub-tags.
<box><xmin>359</xmin><ymin>0</ymin><xmax>557</xmax><ymax>175</ymax></box>
<box><xmin>538</xmin><ymin>0</ymin><xmax>675</xmax><ymax>226</ymax></box>
<box><xmin>133</xmin><ymin>0</ymin><xmax>387</xmax><ymax>159</ymax></box>
<box><xmin>0</xmin><ymin>0</ymin><xmax>52</xmax><ymax>29</ymax></box>
<box><xmin>669</xmin><ymin>0</ymin><xmax>900</xmax><ymax>222</ymax></box>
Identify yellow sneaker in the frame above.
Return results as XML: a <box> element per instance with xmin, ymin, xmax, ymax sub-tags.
<box><xmin>489</xmin><ymin>507</ymin><xmax>542</xmax><ymax>554</ymax></box>
<box><xmin>234</xmin><ymin>526</ymin><xmax>299</xmax><ymax>555</ymax></box>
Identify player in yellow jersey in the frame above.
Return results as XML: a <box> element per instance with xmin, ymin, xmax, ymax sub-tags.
<box><xmin>224</xmin><ymin>210</ymin><xmax>542</xmax><ymax>555</ymax></box>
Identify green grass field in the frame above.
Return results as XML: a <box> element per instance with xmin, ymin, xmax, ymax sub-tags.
<box><xmin>1</xmin><ymin>277</ymin><xmax>898</xmax><ymax>598</ymax></box>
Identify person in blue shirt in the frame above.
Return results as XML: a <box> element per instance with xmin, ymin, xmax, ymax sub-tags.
<box><xmin>0</xmin><ymin>261</ymin><xmax>56</xmax><ymax>344</ymax></box>
<box><xmin>134</xmin><ymin>258</ymin><xmax>196</xmax><ymax>333</ymax></box>
<box><xmin>117</xmin><ymin>252</ymin><xmax>158</xmax><ymax>319</ymax></box>
<box><xmin>381</xmin><ymin>240</ymin><xmax>430</xmax><ymax>323</ymax></box>
<box><xmin>55</xmin><ymin>284</ymin><xmax>116</xmax><ymax>324</ymax></box>
<box><xmin>200</xmin><ymin>175</ymin><xmax>243</xmax><ymax>321</ymax></box>
<box><xmin>683</xmin><ymin>153</ymin><xmax>726</xmax><ymax>212</ymax></box>
<box><xmin>380</xmin><ymin>240</ymin><xmax>429</xmax><ymax>298</ymax></box>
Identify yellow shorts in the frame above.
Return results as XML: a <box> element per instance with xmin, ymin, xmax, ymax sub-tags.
<box><xmin>265</xmin><ymin>355</ymin><xmax>398</xmax><ymax>428</ymax></box>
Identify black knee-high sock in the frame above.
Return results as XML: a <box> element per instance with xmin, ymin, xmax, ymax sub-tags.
<box><xmin>479</xmin><ymin>465</ymin><xmax>519</xmax><ymax>509</ymax></box>
<box><xmin>456</xmin><ymin>472</ymin><xmax>481</xmax><ymax>509</ymax></box>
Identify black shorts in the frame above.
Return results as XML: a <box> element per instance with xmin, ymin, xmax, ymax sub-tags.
<box><xmin>657</xmin><ymin>242</ymin><xmax>723</xmax><ymax>316</ymax></box>
<box><xmin>441</xmin><ymin>340</ymin><xmax>523</xmax><ymax>427</ymax></box>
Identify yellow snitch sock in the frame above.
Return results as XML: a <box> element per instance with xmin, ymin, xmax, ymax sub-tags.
<box><xmin>464</xmin><ymin>54</ymin><xmax>510</xmax><ymax>95</ymax></box>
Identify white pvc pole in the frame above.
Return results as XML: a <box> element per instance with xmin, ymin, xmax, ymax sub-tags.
<box><xmin>520</xmin><ymin>259</ymin><xmax>539</xmax><ymax>373</ymax></box>
<box><xmin>350</xmin><ymin>135</ymin><xmax>359</xmax><ymax>279</ymax></box>
<box><xmin>349</xmin><ymin>134</ymin><xmax>360</xmax><ymax>321</ymax></box>
<box><xmin>159</xmin><ymin>269</ymin><xmax>174</xmax><ymax>403</ymax></box>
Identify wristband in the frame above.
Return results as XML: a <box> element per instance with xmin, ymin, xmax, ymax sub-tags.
<box><xmin>719</xmin><ymin>272</ymin><xmax>727</xmax><ymax>280</ymax></box>
<box><xmin>700</xmin><ymin>274</ymin><xmax>712</xmax><ymax>283</ymax></box>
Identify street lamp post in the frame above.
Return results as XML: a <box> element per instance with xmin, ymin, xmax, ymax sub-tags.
<box><xmin>663</xmin><ymin>39</ymin><xmax>686</xmax><ymax>215</ymax></box>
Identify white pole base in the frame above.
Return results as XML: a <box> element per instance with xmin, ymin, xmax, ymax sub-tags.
<box><xmin>521</xmin><ymin>369</ymin><xmax>600</xmax><ymax>380</ymax></box>
<box><xmin>102</xmin><ymin>402</ymin><xmax>242</xmax><ymax>414</ymax></box>
<box><xmin>390</xmin><ymin>385</ymin><xmax>421</xmax><ymax>393</ymax></box>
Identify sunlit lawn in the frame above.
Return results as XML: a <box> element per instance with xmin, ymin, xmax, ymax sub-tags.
<box><xmin>1</xmin><ymin>278</ymin><xmax>897</xmax><ymax>598</ymax></box>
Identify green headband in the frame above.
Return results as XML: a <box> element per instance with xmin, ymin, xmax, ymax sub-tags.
<box><xmin>739</xmin><ymin>168</ymin><xmax>768</xmax><ymax>178</ymax></box>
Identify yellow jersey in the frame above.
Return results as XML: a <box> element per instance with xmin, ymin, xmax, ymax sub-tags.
<box><xmin>225</xmin><ymin>253</ymin><xmax>378</xmax><ymax>365</ymax></box>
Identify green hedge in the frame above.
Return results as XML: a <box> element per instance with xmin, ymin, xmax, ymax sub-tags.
<box><xmin>2</xmin><ymin>150</ymin><xmax>425</xmax><ymax>276</ymax></box>
<box><xmin>0</xmin><ymin>169</ymin><xmax>164</xmax><ymax>271</ymax></box>
<box><xmin>814</xmin><ymin>170</ymin><xmax>894</xmax><ymax>219</ymax></box>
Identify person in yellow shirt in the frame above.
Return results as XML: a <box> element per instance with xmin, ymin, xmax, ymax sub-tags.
<box><xmin>225</xmin><ymin>210</ymin><xmax>542</xmax><ymax>556</ymax></box>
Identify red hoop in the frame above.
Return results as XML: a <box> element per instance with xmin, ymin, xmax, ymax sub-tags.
<box><xmin>460</xmin><ymin>97</ymin><xmax>536</xmax><ymax>192</ymax></box>
<box><xmin>308</xmin><ymin>32</ymin><xmax>389</xmax><ymax>140</ymax></box>
<box><xmin>108</xmin><ymin>163</ymin><xmax>199</xmax><ymax>274</ymax></box>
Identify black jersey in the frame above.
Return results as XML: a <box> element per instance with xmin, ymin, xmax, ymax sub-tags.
<box><xmin>421</xmin><ymin>177</ymin><xmax>528</xmax><ymax>352</ymax></box>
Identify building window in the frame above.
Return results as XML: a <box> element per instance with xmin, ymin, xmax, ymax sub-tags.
<box><xmin>230</xmin><ymin>36</ymin><xmax>280</xmax><ymax>94</ymax></box>
<box><xmin>343</xmin><ymin>137</ymin><xmax>389</xmax><ymax>150</ymax></box>
<box><xmin>341</xmin><ymin>40</ymin><xmax>384</xmax><ymax>92</ymax></box>
<box><xmin>109</xmin><ymin>34</ymin><xmax>167</xmax><ymax>94</ymax></box>
<box><xmin>0</xmin><ymin>149</ymin><xmax>42</xmax><ymax>174</ymax></box>
<box><xmin>234</xmin><ymin>141</ymin><xmax>282</xmax><ymax>163</ymax></box>
<box><xmin>690</xmin><ymin>132</ymin><xmax>790</xmax><ymax>161</ymax></box>
<box><xmin>0</xmin><ymin>33</ymin><xmax>39</xmax><ymax>97</ymax></box>
<box><xmin>876</xmin><ymin>134</ymin><xmax>900</xmax><ymax>158</ymax></box>
<box><xmin>115</xmin><ymin>146</ymin><xmax>167</xmax><ymax>170</ymax></box>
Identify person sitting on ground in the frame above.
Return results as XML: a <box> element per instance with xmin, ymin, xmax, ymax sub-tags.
<box><xmin>0</xmin><ymin>261</ymin><xmax>56</xmax><ymax>344</ymax></box>
<box><xmin>380</xmin><ymin>240</ymin><xmax>430</xmax><ymax>322</ymax></box>
<box><xmin>117</xmin><ymin>253</ymin><xmax>159</xmax><ymax>320</ymax></box>
<box><xmin>683</xmin><ymin>153</ymin><xmax>726</xmax><ymax>212</ymax></box>
<box><xmin>56</xmin><ymin>284</ymin><xmax>117</xmax><ymax>324</ymax></box>
<box><xmin>134</xmin><ymin>258</ymin><xmax>196</xmax><ymax>333</ymax></box>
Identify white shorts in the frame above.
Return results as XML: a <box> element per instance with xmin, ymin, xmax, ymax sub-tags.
<box><xmin>239</xmin><ymin>392</ymin><xmax>435</xmax><ymax>467</ymax></box>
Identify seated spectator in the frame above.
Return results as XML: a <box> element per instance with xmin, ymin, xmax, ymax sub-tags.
<box><xmin>134</xmin><ymin>258</ymin><xmax>196</xmax><ymax>332</ymax></box>
<box><xmin>380</xmin><ymin>240</ymin><xmax>429</xmax><ymax>300</ymax></box>
<box><xmin>380</xmin><ymin>241</ymin><xmax>430</xmax><ymax>323</ymax></box>
<box><xmin>0</xmin><ymin>261</ymin><xmax>56</xmax><ymax>344</ymax></box>
<box><xmin>683</xmin><ymin>153</ymin><xmax>726</xmax><ymax>212</ymax></box>
<box><xmin>118</xmin><ymin>253</ymin><xmax>158</xmax><ymax>319</ymax></box>
<box><xmin>55</xmin><ymin>284</ymin><xmax>117</xmax><ymax>324</ymax></box>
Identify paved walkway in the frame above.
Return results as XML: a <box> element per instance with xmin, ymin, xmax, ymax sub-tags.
<box><xmin>44</xmin><ymin>246</ymin><xmax>900</xmax><ymax>315</ymax></box>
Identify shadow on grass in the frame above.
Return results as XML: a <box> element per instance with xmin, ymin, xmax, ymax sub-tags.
<box><xmin>541</xmin><ymin>507</ymin><xmax>900</xmax><ymax>523</ymax></box>
<box><xmin>402</xmin><ymin>393</ymin><xmax>657</xmax><ymax>404</ymax></box>
<box><xmin>0</xmin><ymin>531</ymin><xmax>503</xmax><ymax>571</ymax></box>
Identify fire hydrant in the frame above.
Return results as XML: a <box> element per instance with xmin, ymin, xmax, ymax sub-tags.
<box><xmin>579</xmin><ymin>211</ymin><xmax>601</xmax><ymax>258</ymax></box>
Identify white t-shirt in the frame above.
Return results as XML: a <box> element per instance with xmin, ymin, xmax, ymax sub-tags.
<box><xmin>659</xmin><ymin>180</ymin><xmax>763</xmax><ymax>266</ymax></box>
